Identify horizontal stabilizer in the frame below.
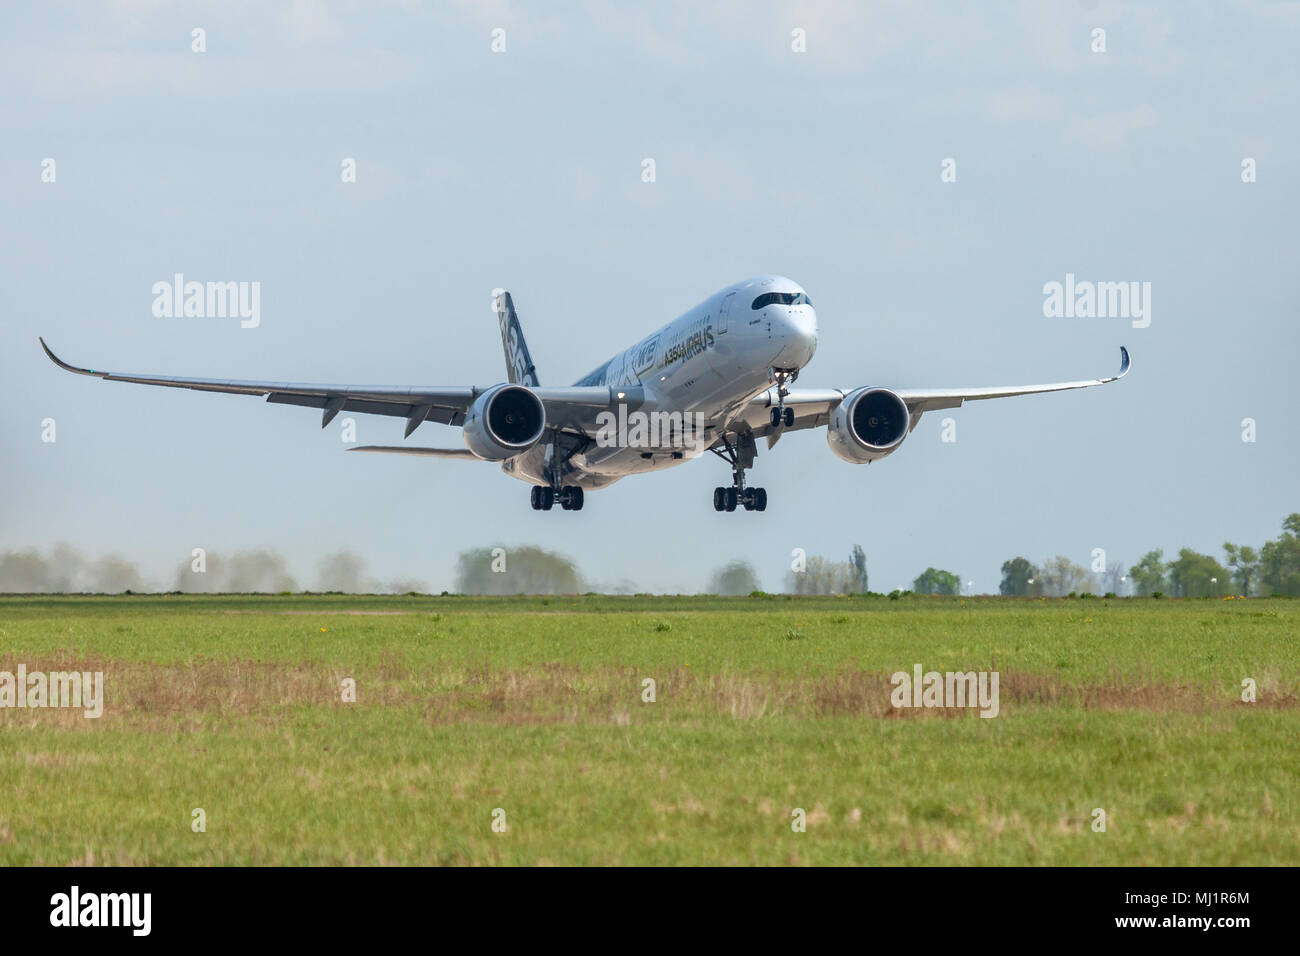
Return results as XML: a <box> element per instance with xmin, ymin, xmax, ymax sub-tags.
<box><xmin>349</xmin><ymin>445</ymin><xmax>479</xmax><ymax>459</ymax></box>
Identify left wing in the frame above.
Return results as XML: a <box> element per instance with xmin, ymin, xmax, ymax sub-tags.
<box><xmin>350</xmin><ymin>445</ymin><xmax>479</xmax><ymax>459</ymax></box>
<box><xmin>39</xmin><ymin>338</ymin><xmax>632</xmax><ymax>437</ymax></box>
<box><xmin>733</xmin><ymin>346</ymin><xmax>1130</xmax><ymax>445</ymax></box>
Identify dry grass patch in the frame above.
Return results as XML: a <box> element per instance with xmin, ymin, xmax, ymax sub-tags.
<box><xmin>2</xmin><ymin>656</ymin><xmax>1295</xmax><ymax>731</ymax></box>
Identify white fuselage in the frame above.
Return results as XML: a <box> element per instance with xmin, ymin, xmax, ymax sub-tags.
<box><xmin>502</xmin><ymin>275</ymin><xmax>818</xmax><ymax>490</ymax></box>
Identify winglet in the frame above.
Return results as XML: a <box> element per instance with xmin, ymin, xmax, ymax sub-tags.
<box><xmin>39</xmin><ymin>338</ymin><xmax>105</xmax><ymax>377</ymax></box>
<box><xmin>1110</xmin><ymin>346</ymin><xmax>1131</xmax><ymax>383</ymax></box>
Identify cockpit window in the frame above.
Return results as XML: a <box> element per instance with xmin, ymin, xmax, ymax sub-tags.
<box><xmin>751</xmin><ymin>291</ymin><xmax>812</xmax><ymax>310</ymax></box>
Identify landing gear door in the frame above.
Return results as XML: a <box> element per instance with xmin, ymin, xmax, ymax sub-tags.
<box><xmin>719</xmin><ymin>291</ymin><xmax>736</xmax><ymax>334</ymax></box>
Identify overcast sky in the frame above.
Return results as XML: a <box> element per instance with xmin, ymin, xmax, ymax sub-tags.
<box><xmin>2</xmin><ymin>1</ymin><xmax>1297</xmax><ymax>593</ymax></box>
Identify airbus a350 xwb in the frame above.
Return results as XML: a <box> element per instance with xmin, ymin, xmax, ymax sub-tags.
<box><xmin>41</xmin><ymin>276</ymin><xmax>1129</xmax><ymax>512</ymax></box>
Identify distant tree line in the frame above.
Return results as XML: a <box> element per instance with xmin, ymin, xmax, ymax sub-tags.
<box><xmin>0</xmin><ymin>544</ymin><xmax>142</xmax><ymax>593</ymax></box>
<box><xmin>5</xmin><ymin>513</ymin><xmax>1297</xmax><ymax>597</ymax></box>
<box><xmin>996</xmin><ymin>513</ymin><xmax>1300</xmax><ymax>598</ymax></box>
<box><xmin>999</xmin><ymin>555</ymin><xmax>1106</xmax><ymax>597</ymax></box>
<box><xmin>0</xmin><ymin>546</ymin><xmax>427</xmax><ymax>594</ymax></box>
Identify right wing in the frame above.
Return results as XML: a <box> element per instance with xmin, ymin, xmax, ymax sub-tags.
<box><xmin>39</xmin><ymin>338</ymin><xmax>637</xmax><ymax>438</ymax></box>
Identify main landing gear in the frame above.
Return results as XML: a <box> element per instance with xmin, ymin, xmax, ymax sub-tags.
<box><xmin>710</xmin><ymin>433</ymin><xmax>767</xmax><ymax>512</ymax></box>
<box><xmin>531</xmin><ymin>434</ymin><xmax>584</xmax><ymax>511</ymax></box>
<box><xmin>530</xmin><ymin>485</ymin><xmax>584</xmax><ymax>511</ymax></box>
<box><xmin>712</xmin><ymin>485</ymin><xmax>767</xmax><ymax>512</ymax></box>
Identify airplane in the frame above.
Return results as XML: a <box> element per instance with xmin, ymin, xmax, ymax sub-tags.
<box><xmin>39</xmin><ymin>276</ymin><xmax>1129</xmax><ymax>513</ymax></box>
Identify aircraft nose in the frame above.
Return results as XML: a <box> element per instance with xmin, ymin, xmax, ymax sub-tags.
<box><xmin>775</xmin><ymin>306</ymin><xmax>818</xmax><ymax>368</ymax></box>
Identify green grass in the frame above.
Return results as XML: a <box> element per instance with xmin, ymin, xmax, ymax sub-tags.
<box><xmin>1</xmin><ymin>594</ymin><xmax>1297</xmax><ymax>865</ymax></box>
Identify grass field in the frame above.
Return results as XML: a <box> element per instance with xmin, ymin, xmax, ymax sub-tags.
<box><xmin>1</xmin><ymin>593</ymin><xmax>1297</xmax><ymax>865</ymax></box>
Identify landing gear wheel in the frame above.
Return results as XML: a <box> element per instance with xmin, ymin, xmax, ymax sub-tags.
<box><xmin>769</xmin><ymin>408</ymin><xmax>781</xmax><ymax>428</ymax></box>
<box><xmin>755</xmin><ymin>487</ymin><xmax>768</xmax><ymax>512</ymax></box>
<box><xmin>530</xmin><ymin>486</ymin><xmax>542</xmax><ymax>510</ymax></box>
<box><xmin>783</xmin><ymin>407</ymin><xmax>794</xmax><ymax>427</ymax></box>
<box><xmin>724</xmin><ymin>487</ymin><xmax>738</xmax><ymax>512</ymax></box>
<box><xmin>742</xmin><ymin>488</ymin><xmax>757</xmax><ymax>511</ymax></box>
<box><xmin>540</xmin><ymin>487</ymin><xmax>554</xmax><ymax>511</ymax></box>
<box><xmin>556</xmin><ymin>486</ymin><xmax>584</xmax><ymax>511</ymax></box>
<box><xmin>713</xmin><ymin>487</ymin><xmax>726</xmax><ymax>511</ymax></box>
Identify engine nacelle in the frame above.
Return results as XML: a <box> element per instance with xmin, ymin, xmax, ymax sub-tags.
<box><xmin>462</xmin><ymin>384</ymin><xmax>547</xmax><ymax>461</ymax></box>
<box><xmin>827</xmin><ymin>386</ymin><xmax>910</xmax><ymax>463</ymax></box>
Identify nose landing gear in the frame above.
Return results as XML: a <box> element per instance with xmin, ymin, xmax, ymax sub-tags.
<box><xmin>769</xmin><ymin>406</ymin><xmax>795</xmax><ymax>428</ymax></box>
<box><xmin>768</xmin><ymin>368</ymin><xmax>798</xmax><ymax>429</ymax></box>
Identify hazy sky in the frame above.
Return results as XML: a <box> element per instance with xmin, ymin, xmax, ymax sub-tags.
<box><xmin>3</xmin><ymin>1</ymin><xmax>1297</xmax><ymax>593</ymax></box>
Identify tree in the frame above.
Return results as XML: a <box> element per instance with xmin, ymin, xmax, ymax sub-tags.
<box><xmin>999</xmin><ymin>557</ymin><xmax>1037</xmax><ymax>596</ymax></box>
<box><xmin>0</xmin><ymin>548</ymin><xmax>53</xmax><ymax>592</ymax></box>
<box><xmin>1260</xmin><ymin>514</ymin><xmax>1300</xmax><ymax>596</ymax></box>
<box><xmin>0</xmin><ymin>547</ymin><xmax>144</xmax><ymax>594</ymax></box>
<box><xmin>849</xmin><ymin>545</ymin><xmax>868</xmax><ymax>594</ymax></box>
<box><xmin>912</xmin><ymin>567</ymin><xmax>960</xmax><ymax>595</ymax></box>
<box><xmin>1129</xmin><ymin>550</ymin><xmax>1167</xmax><ymax>597</ymax></box>
<box><xmin>88</xmin><ymin>554</ymin><xmax>143</xmax><ymax>593</ymax></box>
<box><xmin>47</xmin><ymin>543</ymin><xmax>86</xmax><ymax>592</ymax></box>
<box><xmin>317</xmin><ymin>551</ymin><xmax>369</xmax><ymax>592</ymax></box>
<box><xmin>1099</xmin><ymin>560</ymin><xmax>1128</xmax><ymax>596</ymax></box>
<box><xmin>709</xmin><ymin>560</ymin><xmax>762</xmax><ymax>596</ymax></box>
<box><xmin>454</xmin><ymin>545</ymin><xmax>583</xmax><ymax>595</ymax></box>
<box><xmin>1167</xmin><ymin>548</ymin><xmax>1229</xmax><ymax>598</ymax></box>
<box><xmin>1223</xmin><ymin>542</ymin><xmax>1260</xmax><ymax>596</ymax></box>
<box><xmin>174</xmin><ymin>549</ymin><xmax>298</xmax><ymax>593</ymax></box>
<box><xmin>1036</xmin><ymin>555</ymin><xmax>1091</xmax><ymax>596</ymax></box>
<box><xmin>786</xmin><ymin>554</ymin><xmax>860</xmax><ymax>594</ymax></box>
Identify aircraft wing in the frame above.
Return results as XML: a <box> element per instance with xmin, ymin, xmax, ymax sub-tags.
<box><xmin>737</xmin><ymin>347</ymin><xmax>1129</xmax><ymax>445</ymax></box>
<box><xmin>39</xmin><ymin>338</ymin><xmax>630</xmax><ymax>437</ymax></box>
<box><xmin>349</xmin><ymin>445</ymin><xmax>481</xmax><ymax>459</ymax></box>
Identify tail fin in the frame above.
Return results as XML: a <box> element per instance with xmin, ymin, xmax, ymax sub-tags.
<box><xmin>494</xmin><ymin>290</ymin><xmax>540</xmax><ymax>386</ymax></box>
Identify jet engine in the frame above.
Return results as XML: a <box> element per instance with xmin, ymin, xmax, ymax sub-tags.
<box><xmin>826</xmin><ymin>386</ymin><xmax>910</xmax><ymax>463</ymax></box>
<box><xmin>462</xmin><ymin>384</ymin><xmax>547</xmax><ymax>460</ymax></box>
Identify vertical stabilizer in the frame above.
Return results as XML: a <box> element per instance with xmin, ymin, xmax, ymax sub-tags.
<box><xmin>494</xmin><ymin>290</ymin><xmax>540</xmax><ymax>386</ymax></box>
